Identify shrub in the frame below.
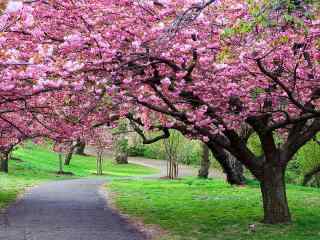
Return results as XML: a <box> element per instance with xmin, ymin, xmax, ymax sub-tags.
<box><xmin>127</xmin><ymin>144</ymin><xmax>146</xmax><ymax>157</ymax></box>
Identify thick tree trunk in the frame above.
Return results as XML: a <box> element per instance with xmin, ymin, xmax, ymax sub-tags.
<box><xmin>226</xmin><ymin>151</ymin><xmax>246</xmax><ymax>183</ymax></box>
<box><xmin>260</xmin><ymin>166</ymin><xmax>291</xmax><ymax>224</ymax></box>
<box><xmin>208</xmin><ymin>144</ymin><xmax>245</xmax><ymax>185</ymax></box>
<box><xmin>75</xmin><ymin>140</ymin><xmax>86</xmax><ymax>155</ymax></box>
<box><xmin>0</xmin><ymin>152</ymin><xmax>8</xmax><ymax>173</ymax></box>
<box><xmin>198</xmin><ymin>144</ymin><xmax>210</xmax><ymax>178</ymax></box>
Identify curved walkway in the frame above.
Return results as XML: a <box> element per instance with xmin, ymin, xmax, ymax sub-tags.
<box><xmin>0</xmin><ymin>149</ymin><xmax>225</xmax><ymax>240</ymax></box>
<box><xmin>86</xmin><ymin>146</ymin><xmax>224</xmax><ymax>179</ymax></box>
<box><xmin>129</xmin><ymin>157</ymin><xmax>225</xmax><ymax>179</ymax></box>
<box><xmin>0</xmin><ymin>179</ymin><xmax>145</xmax><ymax>240</ymax></box>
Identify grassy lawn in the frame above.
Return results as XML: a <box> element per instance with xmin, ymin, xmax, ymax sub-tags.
<box><xmin>109</xmin><ymin>178</ymin><xmax>320</xmax><ymax>240</ymax></box>
<box><xmin>0</xmin><ymin>143</ymin><xmax>157</xmax><ymax>210</ymax></box>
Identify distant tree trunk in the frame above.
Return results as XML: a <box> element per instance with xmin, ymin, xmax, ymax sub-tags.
<box><xmin>198</xmin><ymin>144</ymin><xmax>210</xmax><ymax>178</ymax></box>
<box><xmin>64</xmin><ymin>149</ymin><xmax>74</xmax><ymax>166</ymax></box>
<box><xmin>114</xmin><ymin>135</ymin><xmax>128</xmax><ymax>164</ymax></box>
<box><xmin>58</xmin><ymin>153</ymin><xmax>64</xmax><ymax>174</ymax></box>
<box><xmin>163</xmin><ymin>131</ymin><xmax>180</xmax><ymax>179</ymax></box>
<box><xmin>302</xmin><ymin>166</ymin><xmax>320</xmax><ymax>186</ymax></box>
<box><xmin>167</xmin><ymin>157</ymin><xmax>178</xmax><ymax>179</ymax></box>
<box><xmin>115</xmin><ymin>153</ymin><xmax>128</xmax><ymax>164</ymax></box>
<box><xmin>96</xmin><ymin>149</ymin><xmax>103</xmax><ymax>175</ymax></box>
<box><xmin>64</xmin><ymin>141</ymin><xmax>81</xmax><ymax>165</ymax></box>
<box><xmin>75</xmin><ymin>139</ymin><xmax>86</xmax><ymax>155</ymax></box>
<box><xmin>0</xmin><ymin>152</ymin><xmax>9</xmax><ymax>173</ymax></box>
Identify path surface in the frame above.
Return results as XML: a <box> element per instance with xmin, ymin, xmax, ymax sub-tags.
<box><xmin>129</xmin><ymin>157</ymin><xmax>225</xmax><ymax>179</ymax></box>
<box><xmin>0</xmin><ymin>179</ymin><xmax>145</xmax><ymax>240</ymax></box>
<box><xmin>86</xmin><ymin>146</ymin><xmax>224</xmax><ymax>179</ymax></box>
<box><xmin>0</xmin><ymin>149</ymin><xmax>224</xmax><ymax>240</ymax></box>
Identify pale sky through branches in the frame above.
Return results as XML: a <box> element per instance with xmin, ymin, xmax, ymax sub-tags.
<box><xmin>4</xmin><ymin>0</ymin><xmax>22</xmax><ymax>12</ymax></box>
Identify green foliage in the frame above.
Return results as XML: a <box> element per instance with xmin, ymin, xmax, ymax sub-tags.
<box><xmin>245</xmin><ymin>0</ymin><xmax>314</xmax><ymax>33</ymax></box>
<box><xmin>293</xmin><ymin>139</ymin><xmax>320</xmax><ymax>186</ymax></box>
<box><xmin>247</xmin><ymin>134</ymin><xmax>263</xmax><ymax>157</ymax></box>
<box><xmin>110</xmin><ymin>178</ymin><xmax>320</xmax><ymax>240</ymax></box>
<box><xmin>114</xmin><ymin>119</ymin><xmax>128</xmax><ymax>132</ymax></box>
<box><xmin>286</xmin><ymin>159</ymin><xmax>302</xmax><ymax>185</ymax></box>
<box><xmin>127</xmin><ymin>144</ymin><xmax>146</xmax><ymax>157</ymax></box>
<box><xmin>116</xmin><ymin>138</ymin><xmax>128</xmax><ymax>153</ymax></box>
<box><xmin>128</xmin><ymin>130</ymin><xmax>203</xmax><ymax>165</ymax></box>
<box><xmin>178</xmin><ymin>140</ymin><xmax>203</xmax><ymax>165</ymax></box>
<box><xmin>113</xmin><ymin>119</ymin><xmax>129</xmax><ymax>154</ymax></box>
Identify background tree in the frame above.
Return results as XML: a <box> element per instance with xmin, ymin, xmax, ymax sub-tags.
<box><xmin>64</xmin><ymin>139</ymin><xmax>82</xmax><ymax>165</ymax></box>
<box><xmin>198</xmin><ymin>143</ymin><xmax>210</xmax><ymax>179</ymax></box>
<box><xmin>74</xmin><ymin>139</ymin><xmax>86</xmax><ymax>156</ymax></box>
<box><xmin>113</xmin><ymin>120</ymin><xmax>129</xmax><ymax>164</ymax></box>
<box><xmin>87</xmin><ymin>127</ymin><xmax>113</xmax><ymax>175</ymax></box>
<box><xmin>163</xmin><ymin>130</ymin><xmax>182</xmax><ymax>179</ymax></box>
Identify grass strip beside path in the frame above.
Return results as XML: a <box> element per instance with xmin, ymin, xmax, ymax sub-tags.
<box><xmin>109</xmin><ymin>178</ymin><xmax>320</xmax><ymax>240</ymax></box>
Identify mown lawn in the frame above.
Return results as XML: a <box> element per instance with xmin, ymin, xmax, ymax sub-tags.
<box><xmin>0</xmin><ymin>143</ymin><xmax>157</xmax><ymax>210</ymax></box>
<box><xmin>110</xmin><ymin>178</ymin><xmax>320</xmax><ymax>240</ymax></box>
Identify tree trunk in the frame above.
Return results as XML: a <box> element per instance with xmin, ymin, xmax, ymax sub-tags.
<box><xmin>64</xmin><ymin>150</ymin><xmax>73</xmax><ymax>166</ymax></box>
<box><xmin>75</xmin><ymin>140</ymin><xmax>86</xmax><ymax>155</ymax></box>
<box><xmin>208</xmin><ymin>143</ymin><xmax>245</xmax><ymax>185</ymax></box>
<box><xmin>198</xmin><ymin>144</ymin><xmax>210</xmax><ymax>178</ymax></box>
<box><xmin>226</xmin><ymin>151</ymin><xmax>246</xmax><ymax>183</ymax></box>
<box><xmin>96</xmin><ymin>151</ymin><xmax>103</xmax><ymax>175</ymax></box>
<box><xmin>0</xmin><ymin>152</ymin><xmax>8</xmax><ymax>173</ymax></box>
<box><xmin>115</xmin><ymin>153</ymin><xmax>128</xmax><ymax>164</ymax></box>
<box><xmin>167</xmin><ymin>157</ymin><xmax>179</xmax><ymax>179</ymax></box>
<box><xmin>58</xmin><ymin>153</ymin><xmax>64</xmax><ymax>174</ymax></box>
<box><xmin>260</xmin><ymin>165</ymin><xmax>291</xmax><ymax>224</ymax></box>
<box><xmin>64</xmin><ymin>142</ymin><xmax>80</xmax><ymax>165</ymax></box>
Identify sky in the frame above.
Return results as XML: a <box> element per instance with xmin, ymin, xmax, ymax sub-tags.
<box><xmin>5</xmin><ymin>0</ymin><xmax>22</xmax><ymax>12</ymax></box>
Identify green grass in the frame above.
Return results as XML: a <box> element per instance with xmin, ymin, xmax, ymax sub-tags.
<box><xmin>110</xmin><ymin>178</ymin><xmax>320</xmax><ymax>240</ymax></box>
<box><xmin>0</xmin><ymin>143</ymin><xmax>157</xmax><ymax>210</ymax></box>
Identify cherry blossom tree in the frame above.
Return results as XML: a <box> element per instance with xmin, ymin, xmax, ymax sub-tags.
<box><xmin>3</xmin><ymin>0</ymin><xmax>320</xmax><ymax>224</ymax></box>
<box><xmin>86</xmin><ymin>127</ymin><xmax>113</xmax><ymax>175</ymax></box>
<box><xmin>0</xmin><ymin>1</ymin><xmax>116</xmax><ymax>172</ymax></box>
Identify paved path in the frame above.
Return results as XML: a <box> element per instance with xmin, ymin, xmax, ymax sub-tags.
<box><xmin>129</xmin><ymin>157</ymin><xmax>225</xmax><ymax>179</ymax></box>
<box><xmin>0</xmin><ymin>179</ymin><xmax>145</xmax><ymax>240</ymax></box>
<box><xmin>86</xmin><ymin>146</ymin><xmax>224</xmax><ymax>179</ymax></box>
<box><xmin>0</xmin><ymin>149</ymin><xmax>224</xmax><ymax>240</ymax></box>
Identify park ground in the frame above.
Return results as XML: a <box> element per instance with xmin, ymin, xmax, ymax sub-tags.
<box><xmin>1</xmin><ymin>144</ymin><xmax>320</xmax><ymax>240</ymax></box>
<box><xmin>0</xmin><ymin>143</ymin><xmax>157</xmax><ymax>210</ymax></box>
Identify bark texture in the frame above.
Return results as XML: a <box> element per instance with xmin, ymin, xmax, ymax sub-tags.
<box><xmin>75</xmin><ymin>140</ymin><xmax>86</xmax><ymax>155</ymax></box>
<box><xmin>64</xmin><ymin>141</ymin><xmax>81</xmax><ymax>165</ymax></box>
<box><xmin>96</xmin><ymin>150</ymin><xmax>103</xmax><ymax>175</ymax></box>
<box><xmin>198</xmin><ymin>143</ymin><xmax>210</xmax><ymax>178</ymax></box>
<box><xmin>208</xmin><ymin>143</ymin><xmax>246</xmax><ymax>185</ymax></box>
<box><xmin>260</xmin><ymin>165</ymin><xmax>291</xmax><ymax>224</ymax></box>
<box><xmin>115</xmin><ymin>153</ymin><xmax>128</xmax><ymax>164</ymax></box>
